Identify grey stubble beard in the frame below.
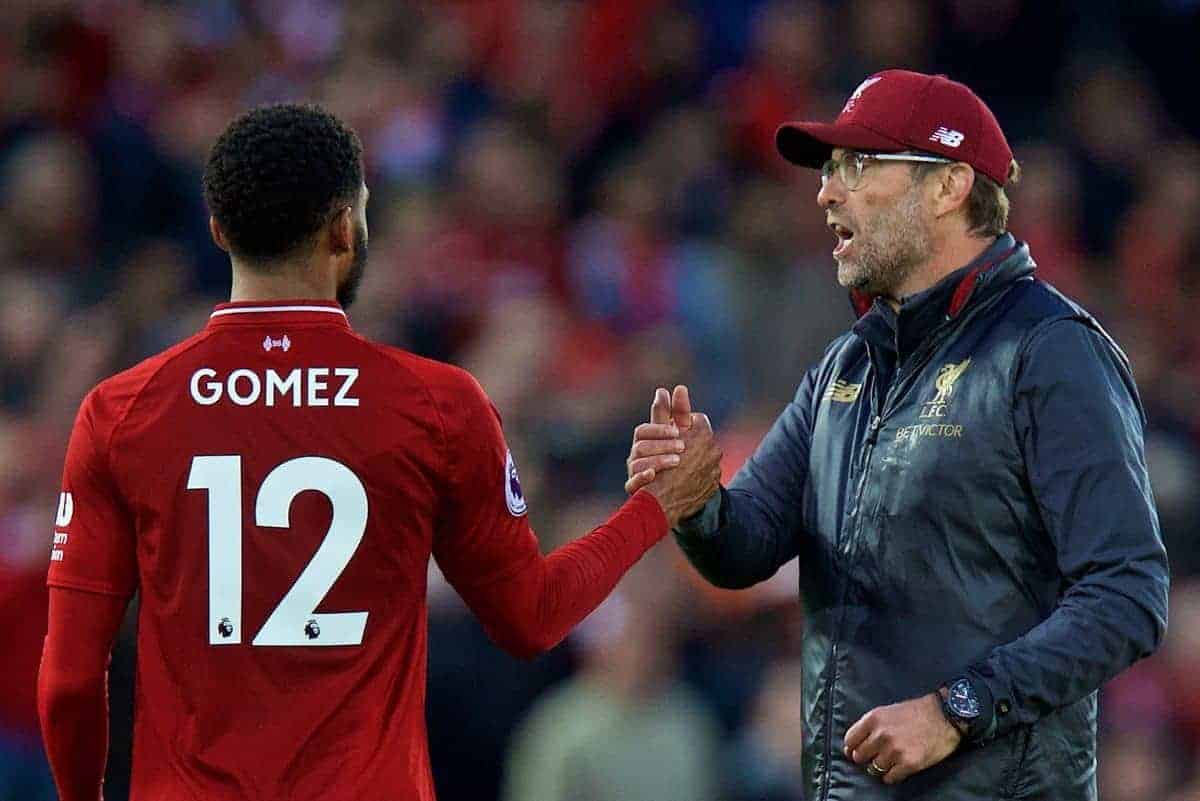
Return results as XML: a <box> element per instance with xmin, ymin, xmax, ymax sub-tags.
<box><xmin>836</xmin><ymin>185</ymin><xmax>932</xmax><ymax>300</ymax></box>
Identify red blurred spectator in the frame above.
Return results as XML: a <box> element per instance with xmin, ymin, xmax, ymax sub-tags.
<box><xmin>713</xmin><ymin>1</ymin><xmax>826</xmax><ymax>170</ymax></box>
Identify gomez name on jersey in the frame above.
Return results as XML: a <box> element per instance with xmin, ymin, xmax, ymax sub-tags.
<box><xmin>190</xmin><ymin>366</ymin><xmax>360</xmax><ymax>408</ymax></box>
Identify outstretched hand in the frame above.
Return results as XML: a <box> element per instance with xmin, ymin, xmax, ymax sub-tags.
<box><xmin>625</xmin><ymin>385</ymin><xmax>722</xmax><ymax>526</ymax></box>
<box><xmin>624</xmin><ymin>388</ymin><xmax>683</xmax><ymax>493</ymax></box>
<box><xmin>624</xmin><ymin>385</ymin><xmax>696</xmax><ymax>490</ymax></box>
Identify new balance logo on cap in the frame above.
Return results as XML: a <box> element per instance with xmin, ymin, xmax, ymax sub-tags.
<box><xmin>930</xmin><ymin>127</ymin><xmax>965</xmax><ymax>147</ymax></box>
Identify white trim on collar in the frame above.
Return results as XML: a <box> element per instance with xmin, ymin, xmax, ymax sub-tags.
<box><xmin>210</xmin><ymin>305</ymin><xmax>347</xmax><ymax>318</ymax></box>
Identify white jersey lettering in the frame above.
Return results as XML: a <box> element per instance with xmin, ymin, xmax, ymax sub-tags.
<box><xmin>334</xmin><ymin>368</ymin><xmax>360</xmax><ymax>407</ymax></box>
<box><xmin>189</xmin><ymin>367</ymin><xmax>362</xmax><ymax>409</ymax></box>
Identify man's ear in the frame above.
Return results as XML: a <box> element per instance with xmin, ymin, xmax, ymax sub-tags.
<box><xmin>329</xmin><ymin>205</ymin><xmax>354</xmax><ymax>255</ymax></box>
<box><xmin>209</xmin><ymin>216</ymin><xmax>230</xmax><ymax>253</ymax></box>
<box><xmin>934</xmin><ymin>163</ymin><xmax>975</xmax><ymax>219</ymax></box>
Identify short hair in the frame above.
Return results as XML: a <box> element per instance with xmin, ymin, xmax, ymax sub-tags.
<box><xmin>914</xmin><ymin>158</ymin><xmax>1021</xmax><ymax>238</ymax></box>
<box><xmin>202</xmin><ymin>103</ymin><xmax>363</xmax><ymax>264</ymax></box>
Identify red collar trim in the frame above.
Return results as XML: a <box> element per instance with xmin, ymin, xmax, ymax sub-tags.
<box><xmin>206</xmin><ymin>299</ymin><xmax>349</xmax><ymax>328</ymax></box>
<box><xmin>848</xmin><ymin>243</ymin><xmax>1021</xmax><ymax>320</ymax></box>
<box><xmin>946</xmin><ymin>244</ymin><xmax>1020</xmax><ymax>318</ymax></box>
<box><xmin>850</xmin><ymin>288</ymin><xmax>874</xmax><ymax>318</ymax></box>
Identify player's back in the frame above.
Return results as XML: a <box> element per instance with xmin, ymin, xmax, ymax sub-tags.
<box><xmin>80</xmin><ymin>301</ymin><xmax>461</xmax><ymax>800</ymax></box>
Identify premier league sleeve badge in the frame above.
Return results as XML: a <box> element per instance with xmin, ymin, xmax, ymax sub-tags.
<box><xmin>505</xmin><ymin>449</ymin><xmax>527</xmax><ymax>516</ymax></box>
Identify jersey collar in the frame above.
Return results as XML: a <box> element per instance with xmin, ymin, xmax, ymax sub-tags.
<box><xmin>206</xmin><ymin>299</ymin><xmax>351</xmax><ymax>329</ymax></box>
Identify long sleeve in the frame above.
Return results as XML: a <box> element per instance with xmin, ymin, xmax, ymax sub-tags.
<box><xmin>442</xmin><ymin>491</ymin><xmax>668</xmax><ymax>661</ymax></box>
<box><xmin>672</xmin><ymin>366</ymin><xmax>817</xmax><ymax>589</ymax></box>
<box><xmin>431</xmin><ymin>370</ymin><xmax>668</xmax><ymax>660</ymax></box>
<box><xmin>40</xmin><ymin>388</ymin><xmax>137</xmax><ymax>799</ymax></box>
<box><xmin>38</xmin><ymin>587</ymin><xmax>129</xmax><ymax>801</ymax></box>
<box><xmin>965</xmin><ymin>319</ymin><xmax>1169</xmax><ymax>740</ymax></box>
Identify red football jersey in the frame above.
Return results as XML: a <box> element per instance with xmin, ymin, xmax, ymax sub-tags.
<box><xmin>46</xmin><ymin>300</ymin><xmax>665</xmax><ymax>801</ymax></box>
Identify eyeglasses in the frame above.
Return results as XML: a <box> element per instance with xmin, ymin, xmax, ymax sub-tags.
<box><xmin>820</xmin><ymin>152</ymin><xmax>955</xmax><ymax>191</ymax></box>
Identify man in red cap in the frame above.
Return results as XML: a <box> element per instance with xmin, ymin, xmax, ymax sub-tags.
<box><xmin>627</xmin><ymin>70</ymin><xmax>1168</xmax><ymax>799</ymax></box>
<box><xmin>773</xmin><ymin>69</ymin><xmax>1020</xmax><ymax>307</ymax></box>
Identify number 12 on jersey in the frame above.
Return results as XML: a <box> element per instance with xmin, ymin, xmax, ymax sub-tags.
<box><xmin>187</xmin><ymin>455</ymin><xmax>370</xmax><ymax>647</ymax></box>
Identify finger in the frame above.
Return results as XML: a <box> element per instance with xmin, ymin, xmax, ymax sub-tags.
<box><xmin>689</xmin><ymin>412</ymin><xmax>713</xmax><ymax>434</ymax></box>
<box><xmin>671</xmin><ymin>385</ymin><xmax>692</xmax><ymax>429</ymax></box>
<box><xmin>843</xmin><ymin>716</ymin><xmax>872</xmax><ymax>757</ymax></box>
<box><xmin>628</xmin><ymin>455</ymin><xmax>681</xmax><ymax>475</ymax></box>
<box><xmin>850</xmin><ymin>735</ymin><xmax>882</xmax><ymax>766</ymax></box>
<box><xmin>625</xmin><ymin>468</ymin><xmax>655</xmax><ymax>495</ymax></box>
<box><xmin>883</xmin><ymin>762</ymin><xmax>914</xmax><ymax>785</ymax></box>
<box><xmin>633</xmin><ymin>439</ymin><xmax>686</xmax><ymax>458</ymax></box>
<box><xmin>651</xmin><ymin>388</ymin><xmax>672</xmax><ymax>425</ymax></box>
<box><xmin>634</xmin><ymin>422</ymin><xmax>680</xmax><ymax>441</ymax></box>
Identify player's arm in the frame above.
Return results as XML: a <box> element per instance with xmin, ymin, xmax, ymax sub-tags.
<box><xmin>962</xmin><ymin>320</ymin><xmax>1169</xmax><ymax>742</ymax></box>
<box><xmin>39</xmin><ymin>388</ymin><xmax>139</xmax><ymax>800</ymax></box>
<box><xmin>39</xmin><ymin>587</ymin><xmax>129</xmax><ymax>801</ymax></box>
<box><xmin>431</xmin><ymin>373</ymin><xmax>704</xmax><ymax>660</ymax></box>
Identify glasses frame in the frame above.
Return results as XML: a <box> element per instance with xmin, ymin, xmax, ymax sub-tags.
<box><xmin>820</xmin><ymin>151</ymin><xmax>956</xmax><ymax>191</ymax></box>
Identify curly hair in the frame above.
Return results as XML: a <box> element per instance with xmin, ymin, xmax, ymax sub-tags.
<box><xmin>202</xmin><ymin>103</ymin><xmax>363</xmax><ymax>264</ymax></box>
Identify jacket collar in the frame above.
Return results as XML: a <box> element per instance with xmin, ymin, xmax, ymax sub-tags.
<box><xmin>851</xmin><ymin>234</ymin><xmax>1032</xmax><ymax>360</ymax></box>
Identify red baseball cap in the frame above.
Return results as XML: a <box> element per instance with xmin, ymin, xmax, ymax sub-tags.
<box><xmin>776</xmin><ymin>69</ymin><xmax>1014</xmax><ymax>185</ymax></box>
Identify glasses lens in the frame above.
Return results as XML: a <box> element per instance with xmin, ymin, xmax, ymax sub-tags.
<box><xmin>844</xmin><ymin>154</ymin><xmax>865</xmax><ymax>190</ymax></box>
<box><xmin>820</xmin><ymin>159</ymin><xmax>836</xmax><ymax>185</ymax></box>
<box><xmin>820</xmin><ymin>155</ymin><xmax>866</xmax><ymax>190</ymax></box>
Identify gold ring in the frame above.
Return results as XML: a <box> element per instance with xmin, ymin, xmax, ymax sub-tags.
<box><xmin>867</xmin><ymin>760</ymin><xmax>887</xmax><ymax>778</ymax></box>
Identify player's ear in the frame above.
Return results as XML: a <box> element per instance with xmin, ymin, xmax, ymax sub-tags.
<box><xmin>934</xmin><ymin>163</ymin><xmax>975</xmax><ymax>219</ymax></box>
<box><xmin>209</xmin><ymin>216</ymin><xmax>230</xmax><ymax>253</ymax></box>
<box><xmin>329</xmin><ymin>205</ymin><xmax>354</xmax><ymax>256</ymax></box>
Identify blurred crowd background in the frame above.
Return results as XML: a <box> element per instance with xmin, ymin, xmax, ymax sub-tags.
<box><xmin>1</xmin><ymin>1</ymin><xmax>1199</xmax><ymax>799</ymax></box>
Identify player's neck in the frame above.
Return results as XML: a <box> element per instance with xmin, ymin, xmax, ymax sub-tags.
<box><xmin>229</xmin><ymin>259</ymin><xmax>337</xmax><ymax>303</ymax></box>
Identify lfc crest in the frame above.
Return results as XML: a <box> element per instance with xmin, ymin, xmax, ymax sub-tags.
<box><xmin>922</xmin><ymin>358</ymin><xmax>971</xmax><ymax>418</ymax></box>
<box><xmin>842</xmin><ymin>76</ymin><xmax>883</xmax><ymax>114</ymax></box>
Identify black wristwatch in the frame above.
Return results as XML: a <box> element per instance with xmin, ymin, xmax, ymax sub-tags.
<box><xmin>940</xmin><ymin>677</ymin><xmax>983</xmax><ymax>740</ymax></box>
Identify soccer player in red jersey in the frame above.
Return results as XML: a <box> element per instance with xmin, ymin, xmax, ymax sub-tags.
<box><xmin>37</xmin><ymin>104</ymin><xmax>721</xmax><ymax>801</ymax></box>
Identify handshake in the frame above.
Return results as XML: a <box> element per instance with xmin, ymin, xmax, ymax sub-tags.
<box><xmin>624</xmin><ymin>385</ymin><xmax>723</xmax><ymax>527</ymax></box>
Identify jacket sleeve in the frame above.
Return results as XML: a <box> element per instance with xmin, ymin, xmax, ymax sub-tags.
<box><xmin>965</xmin><ymin>319</ymin><xmax>1169</xmax><ymax>741</ymax></box>
<box><xmin>673</xmin><ymin>366</ymin><xmax>817</xmax><ymax>589</ymax></box>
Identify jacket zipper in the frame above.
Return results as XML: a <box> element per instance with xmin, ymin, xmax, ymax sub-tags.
<box><xmin>883</xmin><ymin>337</ymin><xmax>949</xmax><ymax>415</ymax></box>
<box><xmin>819</xmin><ymin>331</ymin><xmax>945</xmax><ymax>800</ymax></box>
<box><xmin>820</xmin><ymin>381</ymin><xmax>883</xmax><ymax>801</ymax></box>
<box><xmin>852</xmin><ymin>414</ymin><xmax>883</xmax><ymax>515</ymax></box>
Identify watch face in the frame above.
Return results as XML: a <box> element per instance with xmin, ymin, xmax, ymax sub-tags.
<box><xmin>948</xmin><ymin>678</ymin><xmax>981</xmax><ymax>719</ymax></box>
